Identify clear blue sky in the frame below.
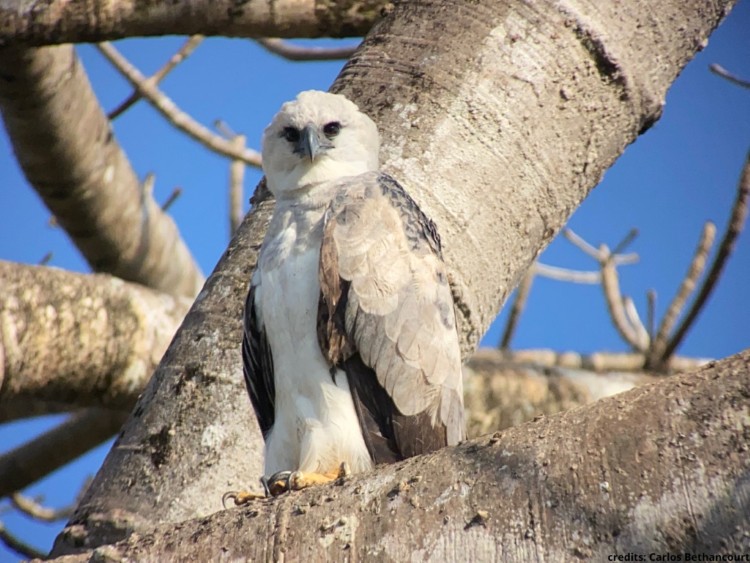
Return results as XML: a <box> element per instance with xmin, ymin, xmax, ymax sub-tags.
<box><xmin>1</xmin><ymin>4</ymin><xmax>749</xmax><ymax>559</ymax></box>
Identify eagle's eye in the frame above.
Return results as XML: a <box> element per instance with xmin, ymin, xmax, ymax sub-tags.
<box><xmin>282</xmin><ymin>126</ymin><xmax>300</xmax><ymax>143</ymax></box>
<box><xmin>323</xmin><ymin>121</ymin><xmax>341</xmax><ymax>139</ymax></box>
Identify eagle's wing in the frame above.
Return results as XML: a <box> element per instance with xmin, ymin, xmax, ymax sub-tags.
<box><xmin>318</xmin><ymin>172</ymin><xmax>465</xmax><ymax>464</ymax></box>
<box><xmin>242</xmin><ymin>281</ymin><xmax>275</xmax><ymax>438</ymax></box>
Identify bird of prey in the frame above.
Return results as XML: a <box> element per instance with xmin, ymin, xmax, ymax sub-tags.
<box><xmin>239</xmin><ymin>90</ymin><xmax>464</xmax><ymax>498</ymax></box>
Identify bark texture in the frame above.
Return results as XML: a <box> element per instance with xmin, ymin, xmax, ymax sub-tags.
<box><xmin>44</xmin><ymin>350</ymin><xmax>750</xmax><ymax>561</ymax></box>
<box><xmin>0</xmin><ymin>0</ymin><xmax>389</xmax><ymax>46</ymax></box>
<box><xmin>333</xmin><ymin>0</ymin><xmax>734</xmax><ymax>354</ymax></box>
<box><xmin>0</xmin><ymin>260</ymin><xmax>191</xmax><ymax>413</ymax></box>
<box><xmin>51</xmin><ymin>197</ymin><xmax>275</xmax><ymax>555</ymax></box>
<box><xmin>0</xmin><ymin>45</ymin><xmax>204</xmax><ymax>299</ymax></box>
<box><xmin>49</xmin><ymin>0</ymin><xmax>737</xmax><ymax>555</ymax></box>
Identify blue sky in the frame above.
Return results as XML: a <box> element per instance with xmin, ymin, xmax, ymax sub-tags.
<box><xmin>1</xmin><ymin>4</ymin><xmax>749</xmax><ymax>559</ymax></box>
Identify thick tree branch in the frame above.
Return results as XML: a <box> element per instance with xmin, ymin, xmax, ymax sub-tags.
<box><xmin>47</xmin><ymin>350</ymin><xmax>750</xmax><ymax>561</ymax></box>
<box><xmin>0</xmin><ymin>45</ymin><xmax>204</xmax><ymax>299</ymax></box>
<box><xmin>52</xmin><ymin>0</ymin><xmax>737</xmax><ymax>554</ymax></box>
<box><xmin>0</xmin><ymin>1</ymin><xmax>390</xmax><ymax>46</ymax></box>
<box><xmin>0</xmin><ymin>261</ymin><xmax>191</xmax><ymax>412</ymax></box>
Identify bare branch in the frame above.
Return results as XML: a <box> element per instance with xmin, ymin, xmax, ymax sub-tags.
<box><xmin>0</xmin><ymin>521</ymin><xmax>45</xmax><ymax>560</ymax></box>
<box><xmin>109</xmin><ymin>35</ymin><xmax>204</xmax><ymax>120</ymax></box>
<box><xmin>96</xmin><ymin>42</ymin><xmax>262</xmax><ymax>167</ymax></box>
<box><xmin>229</xmin><ymin>135</ymin><xmax>247</xmax><ymax>237</ymax></box>
<box><xmin>256</xmin><ymin>38</ymin><xmax>358</xmax><ymax>61</ymax></box>
<box><xmin>0</xmin><ymin>408</ymin><xmax>127</xmax><ymax>498</ymax></box>
<box><xmin>161</xmin><ymin>187</ymin><xmax>183</xmax><ymax>212</ymax></box>
<box><xmin>10</xmin><ymin>493</ymin><xmax>74</xmax><ymax>522</ymax></box>
<box><xmin>661</xmin><ymin>151</ymin><xmax>750</xmax><ymax>361</ymax></box>
<box><xmin>533</xmin><ymin>262</ymin><xmax>601</xmax><ymax>283</ymax></box>
<box><xmin>498</xmin><ymin>348</ymin><xmax>709</xmax><ymax>373</ymax></box>
<box><xmin>624</xmin><ymin>296</ymin><xmax>650</xmax><ymax>350</ymax></box>
<box><xmin>600</xmin><ymin>252</ymin><xmax>647</xmax><ymax>351</ymax></box>
<box><xmin>563</xmin><ymin>228</ymin><xmax>601</xmax><ymax>259</ymax></box>
<box><xmin>648</xmin><ymin>222</ymin><xmax>716</xmax><ymax>367</ymax></box>
<box><xmin>0</xmin><ymin>1</ymin><xmax>388</xmax><ymax>46</ymax></box>
<box><xmin>710</xmin><ymin>63</ymin><xmax>750</xmax><ymax>89</ymax></box>
<box><xmin>499</xmin><ymin>269</ymin><xmax>535</xmax><ymax>349</ymax></box>
<box><xmin>0</xmin><ymin>46</ymin><xmax>204</xmax><ymax>298</ymax></box>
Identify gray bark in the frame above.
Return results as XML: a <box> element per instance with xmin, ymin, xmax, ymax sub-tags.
<box><xmin>0</xmin><ymin>45</ymin><xmax>204</xmax><ymax>299</ymax></box>
<box><xmin>45</xmin><ymin>350</ymin><xmax>750</xmax><ymax>561</ymax></box>
<box><xmin>0</xmin><ymin>0</ymin><xmax>389</xmax><ymax>46</ymax></box>
<box><xmin>47</xmin><ymin>0</ymin><xmax>738</xmax><ymax>556</ymax></box>
<box><xmin>0</xmin><ymin>260</ymin><xmax>191</xmax><ymax>414</ymax></box>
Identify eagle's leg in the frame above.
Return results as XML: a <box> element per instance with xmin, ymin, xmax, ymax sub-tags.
<box><xmin>267</xmin><ymin>462</ymin><xmax>351</xmax><ymax>495</ymax></box>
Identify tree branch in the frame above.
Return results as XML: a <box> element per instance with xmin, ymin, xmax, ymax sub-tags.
<box><xmin>51</xmin><ymin>0</ymin><xmax>736</xmax><ymax>554</ymax></box>
<box><xmin>661</xmin><ymin>150</ymin><xmax>750</xmax><ymax>361</ymax></box>
<box><xmin>108</xmin><ymin>35</ymin><xmax>204</xmax><ymax>120</ymax></box>
<box><xmin>256</xmin><ymin>38</ymin><xmax>358</xmax><ymax>61</ymax></box>
<box><xmin>0</xmin><ymin>1</ymin><xmax>390</xmax><ymax>46</ymax></box>
<box><xmin>96</xmin><ymin>42</ymin><xmax>262</xmax><ymax>167</ymax></box>
<box><xmin>46</xmin><ymin>350</ymin><xmax>750</xmax><ymax>561</ymax></box>
<box><xmin>0</xmin><ymin>45</ymin><xmax>204</xmax><ymax>299</ymax></box>
<box><xmin>0</xmin><ymin>260</ymin><xmax>191</xmax><ymax>412</ymax></box>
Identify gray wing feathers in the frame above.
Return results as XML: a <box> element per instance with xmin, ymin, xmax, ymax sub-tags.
<box><xmin>322</xmin><ymin>173</ymin><xmax>464</xmax><ymax>444</ymax></box>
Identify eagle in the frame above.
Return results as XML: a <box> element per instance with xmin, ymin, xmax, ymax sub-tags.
<box><xmin>237</xmin><ymin>90</ymin><xmax>464</xmax><ymax>499</ymax></box>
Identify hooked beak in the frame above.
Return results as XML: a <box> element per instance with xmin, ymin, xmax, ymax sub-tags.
<box><xmin>294</xmin><ymin>125</ymin><xmax>322</xmax><ymax>162</ymax></box>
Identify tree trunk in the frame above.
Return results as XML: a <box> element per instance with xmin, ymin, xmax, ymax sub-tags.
<box><xmin>48</xmin><ymin>0</ymin><xmax>738</xmax><ymax>556</ymax></box>
<box><xmin>43</xmin><ymin>350</ymin><xmax>750</xmax><ymax>561</ymax></box>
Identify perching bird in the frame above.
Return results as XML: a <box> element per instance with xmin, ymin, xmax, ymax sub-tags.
<box><xmin>240</xmin><ymin>90</ymin><xmax>464</xmax><ymax>498</ymax></box>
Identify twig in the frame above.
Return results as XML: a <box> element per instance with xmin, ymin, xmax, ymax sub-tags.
<box><xmin>228</xmin><ymin>135</ymin><xmax>247</xmax><ymax>237</ymax></box>
<box><xmin>710</xmin><ymin>63</ymin><xmax>750</xmax><ymax>90</ymax></box>
<box><xmin>600</xmin><ymin>254</ymin><xmax>647</xmax><ymax>352</ymax></box>
<box><xmin>96</xmin><ymin>42</ymin><xmax>262</xmax><ymax>167</ymax></box>
<box><xmin>0</xmin><ymin>521</ymin><xmax>46</xmax><ymax>560</ymax></box>
<box><xmin>624</xmin><ymin>297</ymin><xmax>649</xmax><ymax>350</ymax></box>
<box><xmin>499</xmin><ymin>269</ymin><xmax>535</xmax><ymax>349</ymax></box>
<box><xmin>109</xmin><ymin>35</ymin><xmax>204</xmax><ymax>120</ymax></box>
<box><xmin>647</xmin><ymin>222</ymin><xmax>716</xmax><ymax>366</ymax></box>
<box><xmin>563</xmin><ymin>228</ymin><xmax>601</xmax><ymax>259</ymax></box>
<box><xmin>10</xmin><ymin>493</ymin><xmax>74</xmax><ymax>522</ymax></box>
<box><xmin>38</xmin><ymin>252</ymin><xmax>53</xmax><ymax>265</ymax></box>
<box><xmin>256</xmin><ymin>38</ymin><xmax>358</xmax><ymax>61</ymax></box>
<box><xmin>612</xmin><ymin>228</ymin><xmax>639</xmax><ymax>255</ymax></box>
<box><xmin>162</xmin><ymin>187</ymin><xmax>183</xmax><ymax>212</ymax></box>
<box><xmin>661</xmin><ymin>151</ymin><xmax>750</xmax><ymax>361</ymax></box>
<box><xmin>647</xmin><ymin>289</ymin><xmax>656</xmax><ymax>342</ymax></box>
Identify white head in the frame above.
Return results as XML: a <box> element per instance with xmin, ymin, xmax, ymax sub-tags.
<box><xmin>261</xmin><ymin>90</ymin><xmax>380</xmax><ymax>198</ymax></box>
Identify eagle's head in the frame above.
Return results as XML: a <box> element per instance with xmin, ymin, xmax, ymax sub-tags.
<box><xmin>261</xmin><ymin>90</ymin><xmax>380</xmax><ymax>198</ymax></box>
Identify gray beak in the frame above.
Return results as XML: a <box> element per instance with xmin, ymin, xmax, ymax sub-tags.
<box><xmin>295</xmin><ymin>125</ymin><xmax>321</xmax><ymax>162</ymax></box>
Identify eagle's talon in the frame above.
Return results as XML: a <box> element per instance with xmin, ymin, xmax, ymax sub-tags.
<box><xmin>267</xmin><ymin>470</ymin><xmax>294</xmax><ymax>496</ymax></box>
<box><xmin>222</xmin><ymin>489</ymin><xmax>266</xmax><ymax>508</ymax></box>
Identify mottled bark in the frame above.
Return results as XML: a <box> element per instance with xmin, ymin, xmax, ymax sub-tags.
<box><xmin>45</xmin><ymin>350</ymin><xmax>750</xmax><ymax>561</ymax></box>
<box><xmin>50</xmin><ymin>0</ymin><xmax>737</xmax><ymax>556</ymax></box>
<box><xmin>0</xmin><ymin>45</ymin><xmax>204</xmax><ymax>299</ymax></box>
<box><xmin>0</xmin><ymin>260</ymin><xmax>191</xmax><ymax>413</ymax></box>
<box><xmin>0</xmin><ymin>0</ymin><xmax>389</xmax><ymax>46</ymax></box>
<box><xmin>51</xmin><ymin>197</ymin><xmax>275</xmax><ymax>555</ymax></box>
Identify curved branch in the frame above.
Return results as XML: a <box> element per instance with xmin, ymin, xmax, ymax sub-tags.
<box><xmin>0</xmin><ymin>45</ymin><xmax>204</xmax><ymax>298</ymax></box>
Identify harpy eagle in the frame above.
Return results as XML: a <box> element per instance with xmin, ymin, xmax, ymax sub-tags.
<box><xmin>239</xmin><ymin>90</ymin><xmax>464</xmax><ymax>497</ymax></box>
